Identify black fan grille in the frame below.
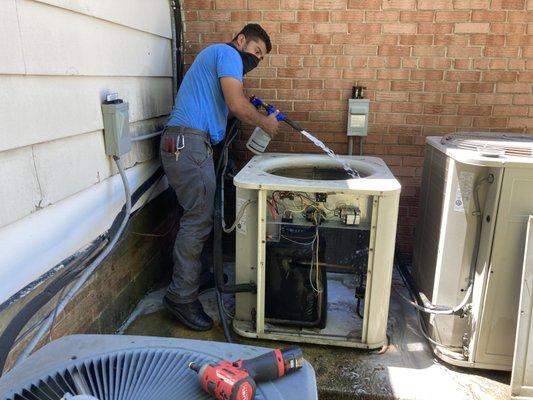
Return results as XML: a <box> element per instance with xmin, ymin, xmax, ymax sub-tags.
<box><xmin>8</xmin><ymin>348</ymin><xmax>267</xmax><ymax>400</ymax></box>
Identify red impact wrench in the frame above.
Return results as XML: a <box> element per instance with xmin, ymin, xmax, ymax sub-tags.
<box><xmin>189</xmin><ymin>347</ymin><xmax>304</xmax><ymax>400</ymax></box>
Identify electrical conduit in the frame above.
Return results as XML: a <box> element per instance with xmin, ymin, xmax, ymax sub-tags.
<box><xmin>13</xmin><ymin>156</ymin><xmax>132</xmax><ymax>367</ymax></box>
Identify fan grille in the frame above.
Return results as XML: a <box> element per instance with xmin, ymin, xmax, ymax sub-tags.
<box><xmin>441</xmin><ymin>133</ymin><xmax>533</xmax><ymax>158</ymax></box>
<box><xmin>9</xmin><ymin>349</ymin><xmax>266</xmax><ymax>400</ymax></box>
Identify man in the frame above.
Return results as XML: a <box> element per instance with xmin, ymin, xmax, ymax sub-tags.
<box><xmin>160</xmin><ymin>24</ymin><xmax>279</xmax><ymax>331</ymax></box>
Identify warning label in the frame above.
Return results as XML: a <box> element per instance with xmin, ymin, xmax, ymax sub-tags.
<box><xmin>454</xmin><ymin>171</ymin><xmax>475</xmax><ymax>213</ymax></box>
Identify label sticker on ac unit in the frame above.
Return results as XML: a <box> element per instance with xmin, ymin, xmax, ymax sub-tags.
<box><xmin>454</xmin><ymin>171</ymin><xmax>475</xmax><ymax>212</ymax></box>
<box><xmin>454</xmin><ymin>187</ymin><xmax>465</xmax><ymax>212</ymax></box>
<box><xmin>236</xmin><ymin>198</ymin><xmax>248</xmax><ymax>235</ymax></box>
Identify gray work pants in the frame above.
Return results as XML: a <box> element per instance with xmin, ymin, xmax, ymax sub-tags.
<box><xmin>160</xmin><ymin>128</ymin><xmax>215</xmax><ymax>304</ymax></box>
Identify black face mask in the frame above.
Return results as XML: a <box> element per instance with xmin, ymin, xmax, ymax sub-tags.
<box><xmin>226</xmin><ymin>43</ymin><xmax>260</xmax><ymax>75</ymax></box>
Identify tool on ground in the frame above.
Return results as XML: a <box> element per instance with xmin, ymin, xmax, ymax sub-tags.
<box><xmin>246</xmin><ymin>96</ymin><xmax>303</xmax><ymax>154</ymax></box>
<box><xmin>189</xmin><ymin>347</ymin><xmax>304</xmax><ymax>400</ymax></box>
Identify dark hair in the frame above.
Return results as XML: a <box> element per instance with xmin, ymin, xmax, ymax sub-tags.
<box><xmin>233</xmin><ymin>23</ymin><xmax>272</xmax><ymax>54</ymax></box>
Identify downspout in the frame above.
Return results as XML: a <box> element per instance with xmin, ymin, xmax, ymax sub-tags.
<box><xmin>169</xmin><ymin>0</ymin><xmax>184</xmax><ymax>98</ymax></box>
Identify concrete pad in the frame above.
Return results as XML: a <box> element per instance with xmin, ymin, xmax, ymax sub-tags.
<box><xmin>123</xmin><ymin>270</ymin><xmax>510</xmax><ymax>400</ymax></box>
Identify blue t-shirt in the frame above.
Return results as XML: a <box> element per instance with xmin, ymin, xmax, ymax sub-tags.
<box><xmin>166</xmin><ymin>44</ymin><xmax>243</xmax><ymax>144</ymax></box>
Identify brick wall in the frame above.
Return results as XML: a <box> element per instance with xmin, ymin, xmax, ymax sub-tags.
<box><xmin>182</xmin><ymin>0</ymin><xmax>532</xmax><ymax>253</ymax></box>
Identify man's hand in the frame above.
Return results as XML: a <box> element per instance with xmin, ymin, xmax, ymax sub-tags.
<box><xmin>220</xmin><ymin>77</ymin><xmax>281</xmax><ymax>136</ymax></box>
<box><xmin>262</xmin><ymin>111</ymin><xmax>280</xmax><ymax>137</ymax></box>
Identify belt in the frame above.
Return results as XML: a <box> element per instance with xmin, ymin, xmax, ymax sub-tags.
<box><xmin>165</xmin><ymin>126</ymin><xmax>210</xmax><ymax>141</ymax></box>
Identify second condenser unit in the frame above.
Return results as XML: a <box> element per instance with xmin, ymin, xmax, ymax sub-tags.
<box><xmin>413</xmin><ymin>133</ymin><xmax>533</xmax><ymax>371</ymax></box>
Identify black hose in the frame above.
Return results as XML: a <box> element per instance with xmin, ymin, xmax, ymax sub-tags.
<box><xmin>216</xmin><ymin>290</ymin><xmax>232</xmax><ymax>343</ymax></box>
<box><xmin>214</xmin><ymin>120</ymin><xmax>255</xmax><ymax>293</ymax></box>
<box><xmin>214</xmin><ymin>118</ymin><xmax>238</xmax><ymax>344</ymax></box>
<box><xmin>215</xmin><ymin>118</ymin><xmax>239</xmax><ymax>175</ymax></box>
<box><xmin>0</xmin><ymin>167</ymin><xmax>164</xmax><ymax>375</ymax></box>
<box><xmin>171</xmin><ymin>1</ymin><xmax>184</xmax><ymax>86</ymax></box>
<box><xmin>213</xmin><ymin>118</ymin><xmax>257</xmax><ymax>343</ymax></box>
<box><xmin>394</xmin><ymin>249</ymin><xmax>423</xmax><ymax>306</ymax></box>
<box><xmin>0</xmin><ymin>238</ymin><xmax>105</xmax><ymax>374</ymax></box>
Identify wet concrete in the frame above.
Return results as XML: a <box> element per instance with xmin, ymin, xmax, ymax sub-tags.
<box><xmin>123</xmin><ymin>276</ymin><xmax>511</xmax><ymax>400</ymax></box>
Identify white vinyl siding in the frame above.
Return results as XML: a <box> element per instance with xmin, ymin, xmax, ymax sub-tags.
<box><xmin>0</xmin><ymin>0</ymin><xmax>173</xmax><ymax>228</ymax></box>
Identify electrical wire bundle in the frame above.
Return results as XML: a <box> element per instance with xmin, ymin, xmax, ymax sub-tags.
<box><xmin>267</xmin><ymin>191</ymin><xmax>334</xmax><ymax>221</ymax></box>
<box><xmin>266</xmin><ymin>191</ymin><xmax>364</xmax><ymax>297</ymax></box>
<box><xmin>267</xmin><ymin>191</ymin><xmax>307</xmax><ymax>219</ymax></box>
<box><xmin>307</xmin><ymin>207</ymin><xmax>323</xmax><ymax>295</ymax></box>
<box><xmin>393</xmin><ymin>252</ymin><xmax>463</xmax><ymax>353</ymax></box>
<box><xmin>267</xmin><ymin>191</ymin><xmax>327</xmax><ymax>295</ymax></box>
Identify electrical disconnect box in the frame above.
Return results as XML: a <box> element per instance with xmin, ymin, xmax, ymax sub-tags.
<box><xmin>347</xmin><ymin>98</ymin><xmax>370</xmax><ymax>137</ymax></box>
<box><xmin>101</xmin><ymin>93</ymin><xmax>131</xmax><ymax>157</ymax></box>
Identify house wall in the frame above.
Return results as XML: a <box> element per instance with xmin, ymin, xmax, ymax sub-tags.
<box><xmin>0</xmin><ymin>0</ymin><xmax>179</xmax><ymax>371</ymax></box>
<box><xmin>180</xmin><ymin>0</ymin><xmax>532</xmax><ymax>252</ymax></box>
<box><xmin>0</xmin><ymin>0</ymin><xmax>174</xmax><ymax>301</ymax></box>
<box><xmin>1</xmin><ymin>189</ymin><xmax>178</xmax><ymax>373</ymax></box>
<box><xmin>0</xmin><ymin>0</ymin><xmax>173</xmax><ymax>228</ymax></box>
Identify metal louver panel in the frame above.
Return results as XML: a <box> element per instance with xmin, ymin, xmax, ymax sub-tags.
<box><xmin>441</xmin><ymin>132</ymin><xmax>533</xmax><ymax>158</ymax></box>
<box><xmin>10</xmin><ymin>349</ymin><xmax>223</xmax><ymax>400</ymax></box>
<box><xmin>1</xmin><ymin>335</ymin><xmax>316</xmax><ymax>400</ymax></box>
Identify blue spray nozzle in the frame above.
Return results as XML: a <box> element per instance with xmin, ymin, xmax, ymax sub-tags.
<box><xmin>249</xmin><ymin>96</ymin><xmax>285</xmax><ymax>121</ymax></box>
<box><xmin>250</xmin><ymin>96</ymin><xmax>263</xmax><ymax>109</ymax></box>
<box><xmin>265</xmin><ymin>104</ymin><xmax>286</xmax><ymax>121</ymax></box>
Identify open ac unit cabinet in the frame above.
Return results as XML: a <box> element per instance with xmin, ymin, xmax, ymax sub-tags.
<box><xmin>231</xmin><ymin>154</ymin><xmax>400</xmax><ymax>349</ymax></box>
<box><xmin>413</xmin><ymin>133</ymin><xmax>533</xmax><ymax>371</ymax></box>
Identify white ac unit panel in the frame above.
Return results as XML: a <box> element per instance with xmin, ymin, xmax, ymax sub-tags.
<box><xmin>511</xmin><ymin>216</ymin><xmax>533</xmax><ymax>399</ymax></box>
<box><xmin>413</xmin><ymin>133</ymin><xmax>533</xmax><ymax>371</ymax></box>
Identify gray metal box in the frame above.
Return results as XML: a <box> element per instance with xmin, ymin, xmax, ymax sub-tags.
<box><xmin>101</xmin><ymin>102</ymin><xmax>131</xmax><ymax>156</ymax></box>
<box><xmin>347</xmin><ymin>99</ymin><xmax>370</xmax><ymax>137</ymax></box>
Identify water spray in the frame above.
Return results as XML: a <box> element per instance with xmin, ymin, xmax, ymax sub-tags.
<box><xmin>246</xmin><ymin>96</ymin><xmax>360</xmax><ymax>179</ymax></box>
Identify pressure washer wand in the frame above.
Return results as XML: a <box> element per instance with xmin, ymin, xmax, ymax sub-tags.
<box><xmin>250</xmin><ymin>95</ymin><xmax>304</xmax><ymax>132</ymax></box>
<box><xmin>247</xmin><ymin>96</ymin><xmax>305</xmax><ymax>154</ymax></box>
<box><xmin>248</xmin><ymin>95</ymin><xmax>360</xmax><ymax>178</ymax></box>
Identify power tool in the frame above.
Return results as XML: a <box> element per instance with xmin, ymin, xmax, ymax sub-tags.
<box><xmin>189</xmin><ymin>347</ymin><xmax>304</xmax><ymax>400</ymax></box>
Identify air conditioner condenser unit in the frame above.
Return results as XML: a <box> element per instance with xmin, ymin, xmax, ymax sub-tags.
<box><xmin>232</xmin><ymin>154</ymin><xmax>401</xmax><ymax>349</ymax></box>
<box><xmin>413</xmin><ymin>133</ymin><xmax>533</xmax><ymax>371</ymax></box>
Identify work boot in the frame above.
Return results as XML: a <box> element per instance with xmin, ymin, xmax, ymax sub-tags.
<box><xmin>163</xmin><ymin>297</ymin><xmax>213</xmax><ymax>331</ymax></box>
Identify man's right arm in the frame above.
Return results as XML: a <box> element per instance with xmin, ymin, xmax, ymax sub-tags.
<box><xmin>220</xmin><ymin>77</ymin><xmax>280</xmax><ymax>137</ymax></box>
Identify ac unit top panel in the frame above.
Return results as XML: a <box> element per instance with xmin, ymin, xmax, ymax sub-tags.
<box><xmin>234</xmin><ymin>153</ymin><xmax>401</xmax><ymax>195</ymax></box>
<box><xmin>427</xmin><ymin>133</ymin><xmax>533</xmax><ymax>168</ymax></box>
